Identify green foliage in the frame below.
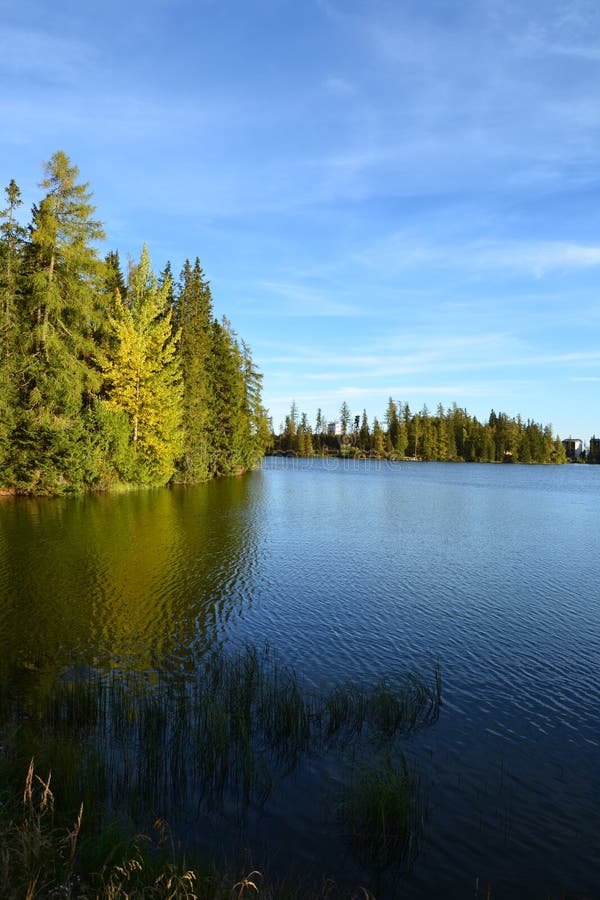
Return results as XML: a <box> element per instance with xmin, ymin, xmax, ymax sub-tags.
<box><xmin>206</xmin><ymin>319</ymin><xmax>258</xmax><ymax>476</ymax></box>
<box><xmin>0</xmin><ymin>154</ymin><xmax>266</xmax><ymax>493</ymax></box>
<box><xmin>7</xmin><ymin>412</ymin><xmax>100</xmax><ymax>494</ymax></box>
<box><xmin>0</xmin><ymin>178</ymin><xmax>26</xmax><ymax>326</ymax></box>
<box><xmin>82</xmin><ymin>400</ymin><xmax>137</xmax><ymax>488</ymax></box>
<box><xmin>104</xmin><ymin>246</ymin><xmax>184</xmax><ymax>485</ymax></box>
<box><xmin>272</xmin><ymin>398</ymin><xmax>568</xmax><ymax>465</ymax></box>
<box><xmin>173</xmin><ymin>258</ymin><xmax>214</xmax><ymax>482</ymax></box>
<box><xmin>4</xmin><ymin>152</ymin><xmax>107</xmax><ymax>492</ymax></box>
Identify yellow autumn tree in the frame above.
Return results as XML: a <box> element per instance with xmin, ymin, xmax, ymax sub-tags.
<box><xmin>104</xmin><ymin>245</ymin><xmax>183</xmax><ymax>485</ymax></box>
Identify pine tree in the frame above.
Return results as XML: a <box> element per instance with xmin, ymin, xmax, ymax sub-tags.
<box><xmin>103</xmin><ymin>245</ymin><xmax>183</xmax><ymax>485</ymax></box>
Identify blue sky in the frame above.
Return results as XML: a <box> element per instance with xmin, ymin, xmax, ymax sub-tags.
<box><xmin>2</xmin><ymin>0</ymin><xmax>600</xmax><ymax>440</ymax></box>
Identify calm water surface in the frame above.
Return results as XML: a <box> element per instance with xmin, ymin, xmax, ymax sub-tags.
<box><xmin>1</xmin><ymin>458</ymin><xmax>599</xmax><ymax>898</ymax></box>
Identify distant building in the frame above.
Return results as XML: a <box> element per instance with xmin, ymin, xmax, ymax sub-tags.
<box><xmin>562</xmin><ymin>438</ymin><xmax>583</xmax><ymax>461</ymax></box>
<box><xmin>588</xmin><ymin>436</ymin><xmax>600</xmax><ymax>464</ymax></box>
<box><xmin>327</xmin><ymin>421</ymin><xmax>341</xmax><ymax>436</ymax></box>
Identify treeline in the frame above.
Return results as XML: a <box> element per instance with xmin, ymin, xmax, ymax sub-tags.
<box><xmin>273</xmin><ymin>399</ymin><xmax>568</xmax><ymax>464</ymax></box>
<box><xmin>0</xmin><ymin>152</ymin><xmax>269</xmax><ymax>494</ymax></box>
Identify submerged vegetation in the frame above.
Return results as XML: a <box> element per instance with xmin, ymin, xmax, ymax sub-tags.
<box><xmin>0</xmin><ymin>154</ymin><xmax>270</xmax><ymax>495</ymax></box>
<box><xmin>0</xmin><ymin>645</ymin><xmax>441</xmax><ymax>897</ymax></box>
<box><xmin>337</xmin><ymin>756</ymin><xmax>423</xmax><ymax>870</ymax></box>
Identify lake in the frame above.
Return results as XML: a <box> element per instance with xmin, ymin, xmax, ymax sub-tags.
<box><xmin>1</xmin><ymin>457</ymin><xmax>599</xmax><ymax>898</ymax></box>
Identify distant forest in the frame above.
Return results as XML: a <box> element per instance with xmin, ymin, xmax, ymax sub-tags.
<box><xmin>272</xmin><ymin>400</ymin><xmax>569</xmax><ymax>464</ymax></box>
<box><xmin>0</xmin><ymin>152</ymin><xmax>270</xmax><ymax>495</ymax></box>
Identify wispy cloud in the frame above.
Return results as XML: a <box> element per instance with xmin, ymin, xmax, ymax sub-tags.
<box><xmin>324</xmin><ymin>76</ymin><xmax>357</xmax><ymax>97</ymax></box>
<box><xmin>355</xmin><ymin>237</ymin><xmax>600</xmax><ymax>277</ymax></box>
<box><xmin>257</xmin><ymin>281</ymin><xmax>362</xmax><ymax>317</ymax></box>
<box><xmin>0</xmin><ymin>24</ymin><xmax>93</xmax><ymax>82</ymax></box>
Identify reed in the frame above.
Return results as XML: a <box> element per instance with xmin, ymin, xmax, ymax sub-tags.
<box><xmin>336</xmin><ymin>755</ymin><xmax>423</xmax><ymax>870</ymax></box>
<box><xmin>0</xmin><ymin>645</ymin><xmax>441</xmax><ymax>894</ymax></box>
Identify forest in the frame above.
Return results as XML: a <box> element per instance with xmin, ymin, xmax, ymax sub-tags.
<box><xmin>273</xmin><ymin>399</ymin><xmax>569</xmax><ymax>464</ymax></box>
<box><xmin>0</xmin><ymin>152</ymin><xmax>270</xmax><ymax>494</ymax></box>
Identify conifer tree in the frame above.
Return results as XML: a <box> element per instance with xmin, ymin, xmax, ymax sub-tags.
<box><xmin>206</xmin><ymin>317</ymin><xmax>250</xmax><ymax>475</ymax></box>
<box><xmin>359</xmin><ymin>409</ymin><xmax>370</xmax><ymax>449</ymax></box>
<box><xmin>385</xmin><ymin>397</ymin><xmax>399</xmax><ymax>449</ymax></box>
<box><xmin>9</xmin><ymin>153</ymin><xmax>106</xmax><ymax>491</ymax></box>
<box><xmin>339</xmin><ymin>401</ymin><xmax>351</xmax><ymax>436</ymax></box>
<box><xmin>0</xmin><ymin>179</ymin><xmax>26</xmax><ymax>325</ymax></box>
<box><xmin>282</xmin><ymin>401</ymin><xmax>299</xmax><ymax>453</ymax></box>
<box><xmin>173</xmin><ymin>258</ymin><xmax>214</xmax><ymax>482</ymax></box>
<box><xmin>0</xmin><ymin>153</ymin><xmax>269</xmax><ymax>492</ymax></box>
<box><xmin>103</xmin><ymin>245</ymin><xmax>183</xmax><ymax>485</ymax></box>
<box><xmin>240</xmin><ymin>339</ymin><xmax>270</xmax><ymax>464</ymax></box>
<box><xmin>159</xmin><ymin>260</ymin><xmax>176</xmax><ymax>312</ymax></box>
<box><xmin>0</xmin><ymin>179</ymin><xmax>26</xmax><ymax>468</ymax></box>
<box><xmin>315</xmin><ymin>408</ymin><xmax>324</xmax><ymax>435</ymax></box>
<box><xmin>297</xmin><ymin>411</ymin><xmax>314</xmax><ymax>457</ymax></box>
<box><xmin>104</xmin><ymin>250</ymin><xmax>127</xmax><ymax>302</ymax></box>
<box><xmin>28</xmin><ymin>151</ymin><xmax>105</xmax><ymax>365</ymax></box>
<box><xmin>371</xmin><ymin>417</ymin><xmax>385</xmax><ymax>457</ymax></box>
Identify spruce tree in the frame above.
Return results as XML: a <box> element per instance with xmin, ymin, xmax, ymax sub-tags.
<box><xmin>173</xmin><ymin>258</ymin><xmax>214</xmax><ymax>482</ymax></box>
<box><xmin>205</xmin><ymin>317</ymin><xmax>251</xmax><ymax>476</ymax></box>
<box><xmin>359</xmin><ymin>409</ymin><xmax>370</xmax><ymax>450</ymax></box>
<box><xmin>104</xmin><ymin>250</ymin><xmax>127</xmax><ymax>302</ymax></box>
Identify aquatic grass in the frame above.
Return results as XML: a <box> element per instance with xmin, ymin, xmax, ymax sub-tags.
<box><xmin>0</xmin><ymin>645</ymin><xmax>441</xmax><ymax>888</ymax></box>
<box><xmin>1</xmin><ymin>647</ymin><xmax>441</xmax><ymax>816</ymax></box>
<box><xmin>366</xmin><ymin>666</ymin><xmax>442</xmax><ymax>741</ymax></box>
<box><xmin>336</xmin><ymin>755</ymin><xmax>423</xmax><ymax>870</ymax></box>
<box><xmin>320</xmin><ymin>682</ymin><xmax>367</xmax><ymax>740</ymax></box>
